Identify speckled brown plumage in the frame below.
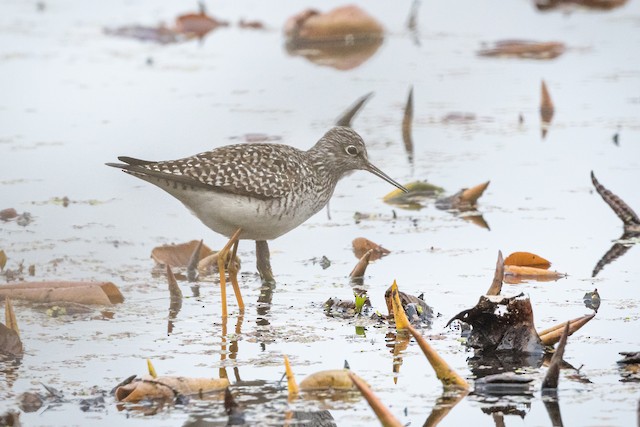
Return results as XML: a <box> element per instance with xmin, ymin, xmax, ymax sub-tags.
<box><xmin>107</xmin><ymin>126</ymin><xmax>406</xmax><ymax>241</ymax></box>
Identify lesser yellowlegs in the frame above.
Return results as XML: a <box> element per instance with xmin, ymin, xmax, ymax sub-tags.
<box><xmin>107</xmin><ymin>126</ymin><xmax>407</xmax><ymax>316</ymax></box>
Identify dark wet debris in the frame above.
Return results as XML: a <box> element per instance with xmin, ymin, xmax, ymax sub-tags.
<box><xmin>384</xmin><ymin>285</ymin><xmax>434</xmax><ymax>326</ymax></box>
<box><xmin>448</xmin><ymin>294</ymin><xmax>544</xmax><ymax>355</ymax></box>
<box><xmin>618</xmin><ymin>352</ymin><xmax>640</xmax><ymax>364</ymax></box>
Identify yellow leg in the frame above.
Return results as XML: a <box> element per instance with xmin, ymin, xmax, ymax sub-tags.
<box><xmin>228</xmin><ymin>237</ymin><xmax>244</xmax><ymax>313</ymax></box>
<box><xmin>217</xmin><ymin>228</ymin><xmax>242</xmax><ymax>318</ymax></box>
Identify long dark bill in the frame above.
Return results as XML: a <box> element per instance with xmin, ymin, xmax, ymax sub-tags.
<box><xmin>366</xmin><ymin>163</ymin><xmax>408</xmax><ymax>193</ymax></box>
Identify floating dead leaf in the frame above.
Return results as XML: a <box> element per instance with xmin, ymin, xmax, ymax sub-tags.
<box><xmin>441</xmin><ymin>112</ymin><xmax>476</xmax><ymax>124</ymax></box>
<box><xmin>486</xmin><ymin>251</ymin><xmax>504</xmax><ymax>296</ymax></box>
<box><xmin>352</xmin><ymin>237</ymin><xmax>390</xmax><ymax>261</ymax></box>
<box><xmin>151</xmin><ymin>240</ymin><xmax>214</xmax><ymax>267</ymax></box>
<box><xmin>459</xmin><ymin>181</ymin><xmax>490</xmax><ymax>205</ymax></box>
<box><xmin>437</xmin><ymin>181</ymin><xmax>490</xmax><ymax>211</ymax></box>
<box><xmin>238</xmin><ymin>19</ymin><xmax>265</xmax><ymax>30</ymax></box>
<box><xmin>115</xmin><ymin>375</ymin><xmax>229</xmax><ymax>403</ymax></box>
<box><xmin>284</xmin><ymin>6</ymin><xmax>384</xmax><ymax>70</ymax></box>
<box><xmin>538</xmin><ymin>313</ymin><xmax>595</xmax><ymax>346</ymax></box>
<box><xmin>284</xmin><ymin>5</ymin><xmax>383</xmax><ymax>44</ymax></box>
<box><xmin>477</xmin><ymin>40</ymin><xmax>565</xmax><ymax>60</ymax></box>
<box><xmin>504</xmin><ymin>252</ymin><xmax>551</xmax><ymax>269</ymax></box>
<box><xmin>348</xmin><ymin>372</ymin><xmax>403</xmax><ymax>427</ymax></box>
<box><xmin>104</xmin><ymin>24</ymin><xmax>178</xmax><ymax>44</ymax></box>
<box><xmin>0</xmin><ymin>208</ymin><xmax>18</xmax><ymax>221</ymax></box>
<box><xmin>175</xmin><ymin>9</ymin><xmax>228</xmax><ymax>37</ymax></box>
<box><xmin>384</xmin><ymin>283</ymin><xmax>433</xmax><ymax>326</ymax></box>
<box><xmin>349</xmin><ymin>249</ymin><xmax>373</xmax><ymax>278</ymax></box>
<box><xmin>0</xmin><ymin>281</ymin><xmax>124</xmax><ymax>305</ymax></box>
<box><xmin>0</xmin><ymin>250</ymin><xmax>6</xmax><ymax>271</ymax></box>
<box><xmin>534</xmin><ymin>0</ymin><xmax>627</xmax><ymax>11</ymax></box>
<box><xmin>383</xmin><ymin>181</ymin><xmax>445</xmax><ymax>209</ymax></box>
<box><xmin>503</xmin><ymin>265</ymin><xmax>565</xmax><ymax>283</ymax></box>
<box><xmin>299</xmin><ymin>369</ymin><xmax>358</xmax><ymax>391</ymax></box>
<box><xmin>324</xmin><ymin>297</ymin><xmax>371</xmax><ymax>319</ymax></box>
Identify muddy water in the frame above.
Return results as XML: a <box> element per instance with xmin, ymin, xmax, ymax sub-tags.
<box><xmin>1</xmin><ymin>0</ymin><xmax>640</xmax><ymax>425</ymax></box>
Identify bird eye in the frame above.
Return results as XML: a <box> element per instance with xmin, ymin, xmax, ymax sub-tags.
<box><xmin>345</xmin><ymin>145</ymin><xmax>358</xmax><ymax>155</ymax></box>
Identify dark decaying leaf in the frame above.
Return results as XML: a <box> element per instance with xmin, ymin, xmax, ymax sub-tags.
<box><xmin>542</xmin><ymin>322</ymin><xmax>570</xmax><ymax>390</ymax></box>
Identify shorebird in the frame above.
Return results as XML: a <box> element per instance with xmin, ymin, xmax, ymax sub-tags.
<box><xmin>107</xmin><ymin>126</ymin><xmax>407</xmax><ymax>316</ymax></box>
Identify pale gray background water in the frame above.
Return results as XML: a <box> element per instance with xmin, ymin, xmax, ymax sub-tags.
<box><xmin>1</xmin><ymin>0</ymin><xmax>639</xmax><ymax>425</ymax></box>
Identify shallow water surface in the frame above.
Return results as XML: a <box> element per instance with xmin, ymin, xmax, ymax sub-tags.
<box><xmin>1</xmin><ymin>0</ymin><xmax>640</xmax><ymax>426</ymax></box>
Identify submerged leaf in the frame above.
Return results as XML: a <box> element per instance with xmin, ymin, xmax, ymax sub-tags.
<box><xmin>504</xmin><ymin>265</ymin><xmax>565</xmax><ymax>283</ymax></box>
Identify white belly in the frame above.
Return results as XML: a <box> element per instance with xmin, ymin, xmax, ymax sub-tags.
<box><xmin>161</xmin><ymin>183</ymin><xmax>324</xmax><ymax>241</ymax></box>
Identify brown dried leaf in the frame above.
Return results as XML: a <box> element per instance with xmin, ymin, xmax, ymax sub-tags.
<box><xmin>284</xmin><ymin>5</ymin><xmax>384</xmax><ymax>44</ymax></box>
<box><xmin>299</xmin><ymin>369</ymin><xmax>357</xmax><ymax>391</ymax></box>
<box><xmin>0</xmin><ymin>208</ymin><xmax>18</xmax><ymax>221</ymax></box>
<box><xmin>459</xmin><ymin>181</ymin><xmax>490</xmax><ymax>204</ymax></box>
<box><xmin>151</xmin><ymin>240</ymin><xmax>214</xmax><ymax>268</ymax></box>
<box><xmin>538</xmin><ymin>313</ymin><xmax>595</xmax><ymax>346</ymax></box>
<box><xmin>0</xmin><ymin>281</ymin><xmax>124</xmax><ymax>305</ymax></box>
<box><xmin>504</xmin><ymin>252</ymin><xmax>551</xmax><ymax>269</ymax></box>
<box><xmin>349</xmin><ymin>249</ymin><xmax>372</xmax><ymax>278</ymax></box>
<box><xmin>115</xmin><ymin>375</ymin><xmax>229</xmax><ymax>402</ymax></box>
<box><xmin>352</xmin><ymin>237</ymin><xmax>390</xmax><ymax>260</ymax></box>
<box><xmin>0</xmin><ymin>250</ymin><xmax>6</xmax><ymax>271</ymax></box>
<box><xmin>175</xmin><ymin>11</ymin><xmax>228</xmax><ymax>37</ymax></box>
<box><xmin>486</xmin><ymin>251</ymin><xmax>504</xmax><ymax>296</ymax></box>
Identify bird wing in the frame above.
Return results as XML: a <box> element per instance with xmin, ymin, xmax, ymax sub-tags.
<box><xmin>110</xmin><ymin>144</ymin><xmax>307</xmax><ymax>200</ymax></box>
